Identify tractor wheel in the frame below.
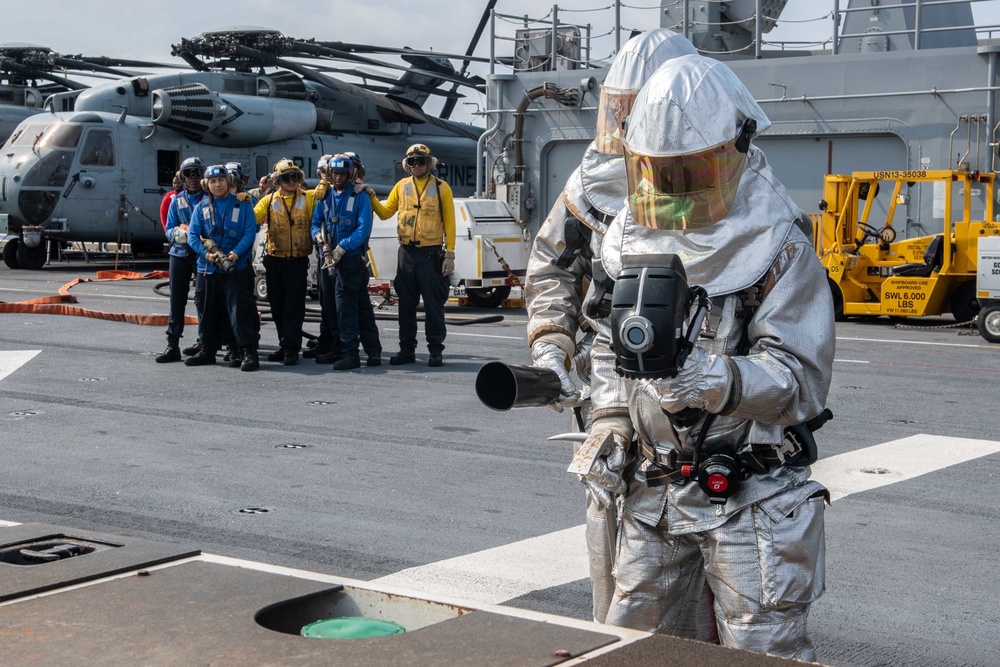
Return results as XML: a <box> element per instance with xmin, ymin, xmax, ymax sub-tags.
<box><xmin>828</xmin><ymin>279</ymin><xmax>845</xmax><ymax>322</ymax></box>
<box><xmin>466</xmin><ymin>286</ymin><xmax>512</xmax><ymax>308</ymax></box>
<box><xmin>976</xmin><ymin>303</ymin><xmax>1000</xmax><ymax>344</ymax></box>
<box><xmin>255</xmin><ymin>276</ymin><xmax>268</xmax><ymax>302</ymax></box>
<box><xmin>950</xmin><ymin>281</ymin><xmax>979</xmax><ymax>323</ymax></box>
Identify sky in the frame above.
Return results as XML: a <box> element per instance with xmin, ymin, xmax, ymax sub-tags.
<box><xmin>4</xmin><ymin>0</ymin><xmax>1000</xmax><ymax>124</ymax></box>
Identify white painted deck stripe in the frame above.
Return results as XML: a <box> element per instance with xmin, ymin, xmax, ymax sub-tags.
<box><xmin>0</xmin><ymin>350</ymin><xmax>40</xmax><ymax>383</ymax></box>
<box><xmin>373</xmin><ymin>434</ymin><xmax>1000</xmax><ymax>603</ymax></box>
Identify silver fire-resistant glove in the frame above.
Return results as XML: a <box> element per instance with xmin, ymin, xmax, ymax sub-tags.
<box><xmin>575</xmin><ymin>417</ymin><xmax>633</xmax><ymax>509</ymax></box>
<box><xmin>329</xmin><ymin>245</ymin><xmax>346</xmax><ymax>264</ymax></box>
<box><xmin>530</xmin><ymin>339</ymin><xmax>580</xmax><ymax>412</ymax></box>
<box><xmin>650</xmin><ymin>345</ymin><xmax>733</xmax><ymax>414</ymax></box>
<box><xmin>441</xmin><ymin>250</ymin><xmax>456</xmax><ymax>276</ymax></box>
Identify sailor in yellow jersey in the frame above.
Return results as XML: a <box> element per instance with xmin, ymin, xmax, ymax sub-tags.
<box><xmin>254</xmin><ymin>158</ymin><xmax>330</xmax><ymax>365</ymax></box>
<box><xmin>366</xmin><ymin>143</ymin><xmax>455</xmax><ymax>367</ymax></box>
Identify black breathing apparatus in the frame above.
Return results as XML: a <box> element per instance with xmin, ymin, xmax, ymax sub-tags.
<box><xmin>609</xmin><ymin>254</ymin><xmax>710</xmax><ymax>380</ymax></box>
<box><xmin>606</xmin><ymin>253</ymin><xmax>830</xmax><ymax>504</ymax></box>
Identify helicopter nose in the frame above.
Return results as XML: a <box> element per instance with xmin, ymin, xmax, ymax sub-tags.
<box><xmin>6</xmin><ymin>150</ymin><xmax>73</xmax><ymax>225</ymax></box>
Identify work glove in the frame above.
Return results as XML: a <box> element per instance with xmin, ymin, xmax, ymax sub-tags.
<box><xmin>171</xmin><ymin>227</ymin><xmax>187</xmax><ymax>244</ymax></box>
<box><xmin>236</xmin><ymin>192</ymin><xmax>252</xmax><ymax>202</ymax></box>
<box><xmin>205</xmin><ymin>250</ymin><xmax>222</xmax><ymax>264</ymax></box>
<box><xmin>354</xmin><ymin>183</ymin><xmax>369</xmax><ymax>195</ymax></box>
<box><xmin>329</xmin><ymin>245</ymin><xmax>346</xmax><ymax>264</ymax></box>
<box><xmin>649</xmin><ymin>345</ymin><xmax>733</xmax><ymax>414</ymax></box>
<box><xmin>226</xmin><ymin>251</ymin><xmax>238</xmax><ymax>264</ymax></box>
<box><xmin>313</xmin><ymin>180</ymin><xmax>331</xmax><ymax>199</ymax></box>
<box><xmin>577</xmin><ymin>416</ymin><xmax>633</xmax><ymax>510</ymax></box>
<box><xmin>441</xmin><ymin>251</ymin><xmax>456</xmax><ymax>276</ymax></box>
<box><xmin>530</xmin><ymin>339</ymin><xmax>580</xmax><ymax>412</ymax></box>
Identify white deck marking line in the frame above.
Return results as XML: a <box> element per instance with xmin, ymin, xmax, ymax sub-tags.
<box><xmin>0</xmin><ymin>351</ymin><xmax>41</xmax><ymax>383</ymax></box>
<box><xmin>837</xmin><ymin>335</ymin><xmax>987</xmax><ymax>349</ymax></box>
<box><xmin>373</xmin><ymin>434</ymin><xmax>1000</xmax><ymax>604</ymax></box>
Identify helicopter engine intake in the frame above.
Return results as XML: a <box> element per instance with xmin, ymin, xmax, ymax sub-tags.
<box><xmin>151</xmin><ymin>83</ymin><xmax>317</xmax><ymax>146</ymax></box>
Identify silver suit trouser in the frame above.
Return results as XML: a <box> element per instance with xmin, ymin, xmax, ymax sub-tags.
<box><xmin>584</xmin><ymin>487</ymin><xmax>615</xmax><ymax>624</ymax></box>
<box><xmin>605</xmin><ymin>490</ymin><xmax>825</xmax><ymax>662</ymax></box>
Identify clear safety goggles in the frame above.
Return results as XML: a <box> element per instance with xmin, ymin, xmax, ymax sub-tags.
<box><xmin>593</xmin><ymin>87</ymin><xmax>638</xmax><ymax>155</ymax></box>
<box><xmin>623</xmin><ymin>134</ymin><xmax>748</xmax><ymax>230</ymax></box>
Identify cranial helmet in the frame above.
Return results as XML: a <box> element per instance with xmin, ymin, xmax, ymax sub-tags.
<box><xmin>403</xmin><ymin>143</ymin><xmax>437</xmax><ymax>173</ymax></box>
<box><xmin>329</xmin><ymin>154</ymin><xmax>355</xmax><ymax>177</ymax></box>
<box><xmin>593</xmin><ymin>29</ymin><xmax>697</xmax><ymax>155</ymax></box>
<box><xmin>317</xmin><ymin>154</ymin><xmax>335</xmax><ymax>177</ymax></box>
<box><xmin>343</xmin><ymin>151</ymin><xmax>365</xmax><ymax>180</ymax></box>
<box><xmin>224</xmin><ymin>162</ymin><xmax>247</xmax><ymax>186</ymax></box>
<box><xmin>203</xmin><ymin>164</ymin><xmax>235</xmax><ymax>191</ymax></box>
<box><xmin>180</xmin><ymin>156</ymin><xmax>206</xmax><ymax>177</ymax></box>
<box><xmin>622</xmin><ymin>54</ymin><xmax>769</xmax><ymax>230</ymax></box>
<box><xmin>273</xmin><ymin>158</ymin><xmax>304</xmax><ymax>185</ymax></box>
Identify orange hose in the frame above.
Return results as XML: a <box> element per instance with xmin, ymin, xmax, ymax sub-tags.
<box><xmin>0</xmin><ymin>269</ymin><xmax>198</xmax><ymax>326</ymax></box>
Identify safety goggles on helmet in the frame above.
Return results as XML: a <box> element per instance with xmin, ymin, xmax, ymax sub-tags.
<box><xmin>181</xmin><ymin>167</ymin><xmax>205</xmax><ymax>178</ymax></box>
<box><xmin>406</xmin><ymin>143</ymin><xmax>431</xmax><ymax>157</ymax></box>
<box><xmin>593</xmin><ymin>86</ymin><xmax>638</xmax><ymax>155</ymax></box>
<box><xmin>623</xmin><ymin>124</ymin><xmax>752</xmax><ymax>230</ymax></box>
<box><xmin>404</xmin><ymin>155</ymin><xmax>430</xmax><ymax>168</ymax></box>
<box><xmin>277</xmin><ymin>171</ymin><xmax>302</xmax><ymax>184</ymax></box>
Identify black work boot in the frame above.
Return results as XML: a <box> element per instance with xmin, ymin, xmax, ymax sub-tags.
<box><xmin>240</xmin><ymin>348</ymin><xmax>260</xmax><ymax>372</ymax></box>
<box><xmin>333</xmin><ymin>356</ymin><xmax>361</xmax><ymax>371</ymax></box>
<box><xmin>156</xmin><ymin>336</ymin><xmax>181</xmax><ymax>364</ymax></box>
<box><xmin>182</xmin><ymin>342</ymin><xmax>202</xmax><ymax>356</ymax></box>
<box><xmin>389</xmin><ymin>350</ymin><xmax>416</xmax><ymax>366</ymax></box>
<box><xmin>184</xmin><ymin>349</ymin><xmax>216</xmax><ymax>366</ymax></box>
<box><xmin>266</xmin><ymin>349</ymin><xmax>285</xmax><ymax>362</ymax></box>
<box><xmin>303</xmin><ymin>345</ymin><xmax>330</xmax><ymax>359</ymax></box>
<box><xmin>428</xmin><ymin>354</ymin><xmax>444</xmax><ymax>367</ymax></box>
<box><xmin>283</xmin><ymin>349</ymin><xmax>299</xmax><ymax>366</ymax></box>
<box><xmin>227</xmin><ymin>345</ymin><xmax>242</xmax><ymax>368</ymax></box>
<box><xmin>316</xmin><ymin>350</ymin><xmax>343</xmax><ymax>364</ymax></box>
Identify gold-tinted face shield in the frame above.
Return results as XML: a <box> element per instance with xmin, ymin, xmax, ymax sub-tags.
<box><xmin>623</xmin><ymin>133</ymin><xmax>749</xmax><ymax>230</ymax></box>
<box><xmin>593</xmin><ymin>87</ymin><xmax>639</xmax><ymax>155</ymax></box>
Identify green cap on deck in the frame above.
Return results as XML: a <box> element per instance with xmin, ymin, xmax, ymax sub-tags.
<box><xmin>300</xmin><ymin>617</ymin><xmax>406</xmax><ymax>639</ymax></box>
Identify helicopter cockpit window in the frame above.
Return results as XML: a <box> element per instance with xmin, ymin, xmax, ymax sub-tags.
<box><xmin>79</xmin><ymin>130</ymin><xmax>115</xmax><ymax>167</ymax></box>
<box><xmin>23</xmin><ymin>150</ymin><xmax>73</xmax><ymax>188</ymax></box>
<box><xmin>36</xmin><ymin>124</ymin><xmax>84</xmax><ymax>150</ymax></box>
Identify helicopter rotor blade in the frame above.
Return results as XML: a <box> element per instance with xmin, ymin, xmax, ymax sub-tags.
<box><xmin>52</xmin><ymin>57</ymin><xmax>134</xmax><ymax>78</ymax></box>
<box><xmin>442</xmin><ymin>0</ymin><xmax>498</xmax><ymax>118</ymax></box>
<box><xmin>0</xmin><ymin>56</ymin><xmax>88</xmax><ymax>90</ymax></box>
<box><xmin>228</xmin><ymin>43</ymin><xmax>480</xmax><ymax>141</ymax></box>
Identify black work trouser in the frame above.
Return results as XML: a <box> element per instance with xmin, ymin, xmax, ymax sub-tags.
<box><xmin>200</xmin><ymin>267</ymin><xmax>259</xmax><ymax>353</ymax></box>
<box><xmin>395</xmin><ymin>245</ymin><xmax>448</xmax><ymax>355</ymax></box>
<box><xmin>316</xmin><ymin>258</ymin><xmax>341</xmax><ymax>355</ymax></box>
<box><xmin>263</xmin><ymin>255</ymin><xmax>308</xmax><ymax>352</ymax></box>
<box><xmin>166</xmin><ymin>252</ymin><xmax>204</xmax><ymax>341</ymax></box>
<box><xmin>335</xmin><ymin>253</ymin><xmax>381</xmax><ymax>359</ymax></box>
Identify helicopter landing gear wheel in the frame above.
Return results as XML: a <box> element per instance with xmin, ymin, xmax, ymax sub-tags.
<box><xmin>950</xmin><ymin>281</ymin><xmax>979</xmax><ymax>323</ymax></box>
<box><xmin>976</xmin><ymin>303</ymin><xmax>1000</xmax><ymax>344</ymax></box>
<box><xmin>16</xmin><ymin>238</ymin><xmax>46</xmax><ymax>270</ymax></box>
<box><xmin>466</xmin><ymin>285</ymin><xmax>511</xmax><ymax>308</ymax></box>
<box><xmin>3</xmin><ymin>238</ymin><xmax>20</xmax><ymax>269</ymax></box>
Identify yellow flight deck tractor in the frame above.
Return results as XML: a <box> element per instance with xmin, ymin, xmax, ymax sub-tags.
<box><xmin>815</xmin><ymin>169</ymin><xmax>1000</xmax><ymax>322</ymax></box>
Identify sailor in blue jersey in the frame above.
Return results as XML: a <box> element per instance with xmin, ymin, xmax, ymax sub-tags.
<box><xmin>311</xmin><ymin>154</ymin><xmax>382</xmax><ymax>369</ymax></box>
<box><xmin>185</xmin><ymin>165</ymin><xmax>261</xmax><ymax>371</ymax></box>
<box><xmin>156</xmin><ymin>156</ymin><xmax>207</xmax><ymax>363</ymax></box>
<box><xmin>304</xmin><ymin>155</ymin><xmax>342</xmax><ymax>364</ymax></box>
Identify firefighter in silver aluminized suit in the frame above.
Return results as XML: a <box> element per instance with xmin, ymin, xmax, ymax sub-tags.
<box><xmin>524</xmin><ymin>28</ymin><xmax>697</xmax><ymax>626</ymax></box>
<box><xmin>584</xmin><ymin>54</ymin><xmax>834</xmax><ymax>661</ymax></box>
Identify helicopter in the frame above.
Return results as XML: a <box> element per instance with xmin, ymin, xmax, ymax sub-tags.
<box><xmin>0</xmin><ymin>27</ymin><xmax>486</xmax><ymax>270</ymax></box>
<box><xmin>0</xmin><ymin>43</ymin><xmax>173</xmax><ymax>141</ymax></box>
